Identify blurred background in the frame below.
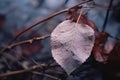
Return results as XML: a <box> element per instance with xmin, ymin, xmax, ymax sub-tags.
<box><xmin>0</xmin><ymin>0</ymin><xmax>120</xmax><ymax>80</ymax></box>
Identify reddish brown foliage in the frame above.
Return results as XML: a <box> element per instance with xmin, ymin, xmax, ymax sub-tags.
<box><xmin>66</xmin><ymin>7</ymin><xmax>108</xmax><ymax>62</ymax></box>
<box><xmin>93</xmin><ymin>32</ymin><xmax>109</xmax><ymax>62</ymax></box>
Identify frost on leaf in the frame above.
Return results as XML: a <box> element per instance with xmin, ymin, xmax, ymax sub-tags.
<box><xmin>51</xmin><ymin>20</ymin><xmax>95</xmax><ymax>75</ymax></box>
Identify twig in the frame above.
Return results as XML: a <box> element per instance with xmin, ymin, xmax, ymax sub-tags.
<box><xmin>9</xmin><ymin>0</ymin><xmax>91</xmax><ymax>44</ymax></box>
<box><xmin>0</xmin><ymin>0</ymin><xmax>92</xmax><ymax>54</ymax></box>
<box><xmin>0</xmin><ymin>35</ymin><xmax>50</xmax><ymax>65</ymax></box>
<box><xmin>102</xmin><ymin>0</ymin><xmax>113</xmax><ymax>31</ymax></box>
<box><xmin>7</xmin><ymin>35</ymin><xmax>50</xmax><ymax>50</ymax></box>
<box><xmin>0</xmin><ymin>35</ymin><xmax>50</xmax><ymax>56</ymax></box>
<box><xmin>75</xmin><ymin>9</ymin><xmax>83</xmax><ymax>27</ymax></box>
<box><xmin>0</xmin><ymin>64</ymin><xmax>46</xmax><ymax>78</ymax></box>
<box><xmin>32</xmin><ymin>71</ymin><xmax>61</xmax><ymax>80</ymax></box>
<box><xmin>0</xmin><ymin>64</ymin><xmax>63</xmax><ymax>78</ymax></box>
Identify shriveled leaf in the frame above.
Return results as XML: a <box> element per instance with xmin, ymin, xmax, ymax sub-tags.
<box><xmin>93</xmin><ymin>32</ymin><xmax>109</xmax><ymax>62</ymax></box>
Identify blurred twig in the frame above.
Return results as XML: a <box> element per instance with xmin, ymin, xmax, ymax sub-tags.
<box><xmin>102</xmin><ymin>0</ymin><xmax>113</xmax><ymax>31</ymax></box>
<box><xmin>9</xmin><ymin>0</ymin><xmax>91</xmax><ymax>44</ymax></box>
<box><xmin>0</xmin><ymin>0</ymin><xmax>92</xmax><ymax>54</ymax></box>
<box><xmin>7</xmin><ymin>35</ymin><xmax>50</xmax><ymax>50</ymax></box>
<box><xmin>0</xmin><ymin>35</ymin><xmax>50</xmax><ymax>69</ymax></box>
<box><xmin>0</xmin><ymin>63</ymin><xmax>63</xmax><ymax>79</ymax></box>
<box><xmin>0</xmin><ymin>64</ymin><xmax>46</xmax><ymax>78</ymax></box>
<box><xmin>32</xmin><ymin>71</ymin><xmax>61</xmax><ymax>80</ymax></box>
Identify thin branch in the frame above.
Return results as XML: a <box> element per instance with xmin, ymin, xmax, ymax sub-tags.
<box><xmin>8</xmin><ymin>9</ymin><xmax>67</xmax><ymax>45</ymax></box>
<box><xmin>0</xmin><ymin>64</ymin><xmax>46</xmax><ymax>78</ymax></box>
<box><xmin>0</xmin><ymin>35</ymin><xmax>49</xmax><ymax>55</ymax></box>
<box><xmin>0</xmin><ymin>0</ymin><xmax>92</xmax><ymax>54</ymax></box>
<box><xmin>0</xmin><ymin>64</ymin><xmax>63</xmax><ymax>78</ymax></box>
<box><xmin>9</xmin><ymin>0</ymin><xmax>91</xmax><ymax>44</ymax></box>
<box><xmin>102</xmin><ymin>0</ymin><xmax>113</xmax><ymax>31</ymax></box>
<box><xmin>7</xmin><ymin>35</ymin><xmax>50</xmax><ymax>50</ymax></box>
<box><xmin>75</xmin><ymin>9</ymin><xmax>83</xmax><ymax>27</ymax></box>
<box><xmin>32</xmin><ymin>71</ymin><xmax>61</xmax><ymax>80</ymax></box>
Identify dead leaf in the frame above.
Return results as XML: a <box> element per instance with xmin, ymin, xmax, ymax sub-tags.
<box><xmin>51</xmin><ymin>20</ymin><xmax>95</xmax><ymax>75</ymax></box>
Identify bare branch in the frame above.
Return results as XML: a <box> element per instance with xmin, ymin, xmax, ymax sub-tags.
<box><xmin>0</xmin><ymin>0</ymin><xmax>92</xmax><ymax>54</ymax></box>
<box><xmin>102</xmin><ymin>0</ymin><xmax>113</xmax><ymax>31</ymax></box>
<box><xmin>9</xmin><ymin>0</ymin><xmax>92</xmax><ymax>44</ymax></box>
<box><xmin>0</xmin><ymin>35</ymin><xmax>50</xmax><ymax>55</ymax></box>
<box><xmin>0</xmin><ymin>64</ymin><xmax>46</xmax><ymax>78</ymax></box>
<box><xmin>7</xmin><ymin>35</ymin><xmax>50</xmax><ymax>50</ymax></box>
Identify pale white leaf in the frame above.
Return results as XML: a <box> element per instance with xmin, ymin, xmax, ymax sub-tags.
<box><xmin>51</xmin><ymin>20</ymin><xmax>95</xmax><ymax>75</ymax></box>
